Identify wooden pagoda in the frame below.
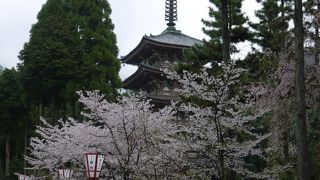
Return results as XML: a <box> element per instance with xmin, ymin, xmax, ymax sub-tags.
<box><xmin>121</xmin><ymin>0</ymin><xmax>202</xmax><ymax>106</ymax></box>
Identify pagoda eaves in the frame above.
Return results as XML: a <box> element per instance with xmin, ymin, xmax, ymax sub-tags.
<box><xmin>122</xmin><ymin>64</ymin><xmax>163</xmax><ymax>89</ymax></box>
<box><xmin>121</xmin><ymin>29</ymin><xmax>202</xmax><ymax>65</ymax></box>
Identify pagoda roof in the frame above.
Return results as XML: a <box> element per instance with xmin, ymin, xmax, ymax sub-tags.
<box><xmin>147</xmin><ymin>29</ymin><xmax>202</xmax><ymax>47</ymax></box>
<box><xmin>121</xmin><ymin>29</ymin><xmax>203</xmax><ymax>65</ymax></box>
<box><xmin>122</xmin><ymin>63</ymin><xmax>164</xmax><ymax>89</ymax></box>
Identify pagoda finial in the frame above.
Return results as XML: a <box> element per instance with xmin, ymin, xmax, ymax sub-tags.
<box><xmin>165</xmin><ymin>0</ymin><xmax>177</xmax><ymax>30</ymax></box>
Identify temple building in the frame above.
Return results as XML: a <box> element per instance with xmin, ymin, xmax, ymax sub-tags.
<box><xmin>121</xmin><ymin>0</ymin><xmax>202</xmax><ymax>106</ymax></box>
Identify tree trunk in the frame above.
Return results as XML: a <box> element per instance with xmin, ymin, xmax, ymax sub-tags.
<box><xmin>72</xmin><ymin>100</ymin><xmax>76</xmax><ymax>118</ymax></box>
<box><xmin>0</xmin><ymin>138</ymin><xmax>3</xmax><ymax>177</ymax></box>
<box><xmin>315</xmin><ymin>4</ymin><xmax>320</xmax><ymax>65</ymax></box>
<box><xmin>24</xmin><ymin>126</ymin><xmax>28</xmax><ymax>175</ymax></box>
<box><xmin>5</xmin><ymin>133</ymin><xmax>10</xmax><ymax>176</ymax></box>
<box><xmin>221</xmin><ymin>0</ymin><xmax>230</xmax><ymax>63</ymax></box>
<box><xmin>294</xmin><ymin>0</ymin><xmax>311</xmax><ymax>179</ymax></box>
<box><xmin>281</xmin><ymin>0</ymin><xmax>285</xmax><ymax>18</ymax></box>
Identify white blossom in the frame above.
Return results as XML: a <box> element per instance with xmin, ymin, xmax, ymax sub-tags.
<box><xmin>165</xmin><ymin>62</ymin><xmax>271</xmax><ymax>179</ymax></box>
<box><xmin>27</xmin><ymin>92</ymin><xmax>179</xmax><ymax>179</ymax></box>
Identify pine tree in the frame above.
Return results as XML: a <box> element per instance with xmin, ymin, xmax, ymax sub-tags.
<box><xmin>240</xmin><ymin>0</ymin><xmax>293</xmax><ymax>83</ymax></box>
<box><xmin>221</xmin><ymin>0</ymin><xmax>230</xmax><ymax>63</ymax></box>
<box><xmin>304</xmin><ymin>0</ymin><xmax>320</xmax><ymax>64</ymax></box>
<box><xmin>250</xmin><ymin>0</ymin><xmax>292</xmax><ymax>53</ymax></box>
<box><xmin>183</xmin><ymin>0</ymin><xmax>251</xmax><ymax>70</ymax></box>
<box><xmin>202</xmin><ymin>0</ymin><xmax>251</xmax><ymax>52</ymax></box>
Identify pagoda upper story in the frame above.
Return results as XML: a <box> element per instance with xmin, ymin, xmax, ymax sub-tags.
<box><xmin>121</xmin><ymin>0</ymin><xmax>202</xmax><ymax>105</ymax></box>
<box><xmin>122</xmin><ymin>29</ymin><xmax>202</xmax><ymax>66</ymax></box>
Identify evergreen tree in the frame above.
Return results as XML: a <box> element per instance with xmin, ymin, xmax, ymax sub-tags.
<box><xmin>19</xmin><ymin>0</ymin><xmax>121</xmax><ymax>119</ymax></box>
<box><xmin>202</xmin><ymin>0</ymin><xmax>251</xmax><ymax>52</ymax></box>
<box><xmin>221</xmin><ymin>0</ymin><xmax>230</xmax><ymax>63</ymax></box>
<box><xmin>304</xmin><ymin>0</ymin><xmax>320</xmax><ymax>64</ymax></box>
<box><xmin>19</xmin><ymin>0</ymin><xmax>83</xmax><ymax>117</ymax></box>
<box><xmin>71</xmin><ymin>0</ymin><xmax>121</xmax><ymax>98</ymax></box>
<box><xmin>239</xmin><ymin>0</ymin><xmax>293</xmax><ymax>83</ymax></box>
<box><xmin>0</xmin><ymin>69</ymin><xmax>27</xmax><ymax>178</ymax></box>
<box><xmin>183</xmin><ymin>0</ymin><xmax>251</xmax><ymax>71</ymax></box>
<box><xmin>250</xmin><ymin>0</ymin><xmax>292</xmax><ymax>53</ymax></box>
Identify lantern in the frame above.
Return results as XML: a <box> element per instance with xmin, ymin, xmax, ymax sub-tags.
<box><xmin>58</xmin><ymin>169</ymin><xmax>73</xmax><ymax>178</ymax></box>
<box><xmin>17</xmin><ymin>174</ymin><xmax>31</xmax><ymax>180</ymax></box>
<box><xmin>84</xmin><ymin>153</ymin><xmax>105</xmax><ymax>179</ymax></box>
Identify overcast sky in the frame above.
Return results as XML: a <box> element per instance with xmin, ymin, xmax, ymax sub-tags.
<box><xmin>0</xmin><ymin>0</ymin><xmax>259</xmax><ymax>80</ymax></box>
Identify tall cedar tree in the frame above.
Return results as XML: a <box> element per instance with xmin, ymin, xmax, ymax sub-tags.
<box><xmin>19</xmin><ymin>0</ymin><xmax>121</xmax><ymax>119</ymax></box>
<box><xmin>250</xmin><ymin>0</ymin><xmax>292</xmax><ymax>53</ymax></box>
<box><xmin>19</xmin><ymin>0</ymin><xmax>84</xmax><ymax>115</ymax></box>
<box><xmin>183</xmin><ymin>0</ymin><xmax>250</xmax><ymax>71</ymax></box>
<box><xmin>0</xmin><ymin>69</ymin><xmax>27</xmax><ymax>178</ymax></box>
<box><xmin>71</xmin><ymin>0</ymin><xmax>121</xmax><ymax>97</ymax></box>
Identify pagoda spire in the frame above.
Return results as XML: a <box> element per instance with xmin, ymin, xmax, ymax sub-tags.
<box><xmin>165</xmin><ymin>0</ymin><xmax>177</xmax><ymax>30</ymax></box>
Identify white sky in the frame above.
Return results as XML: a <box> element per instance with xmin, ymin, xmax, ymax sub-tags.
<box><xmin>0</xmin><ymin>0</ymin><xmax>259</xmax><ymax>80</ymax></box>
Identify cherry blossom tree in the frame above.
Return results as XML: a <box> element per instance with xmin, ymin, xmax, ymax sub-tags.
<box><xmin>257</xmin><ymin>43</ymin><xmax>320</xmax><ymax>177</ymax></box>
<box><xmin>26</xmin><ymin>91</ymin><xmax>179</xmax><ymax>179</ymax></box>
<box><xmin>26</xmin><ymin>54</ymin><xmax>320</xmax><ymax>179</ymax></box>
<box><xmin>26</xmin><ymin>117</ymin><xmax>108</xmax><ymax>176</ymax></box>
<box><xmin>165</xmin><ymin>63</ymin><xmax>271</xmax><ymax>179</ymax></box>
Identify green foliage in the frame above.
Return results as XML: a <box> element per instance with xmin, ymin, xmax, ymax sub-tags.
<box><xmin>70</xmin><ymin>0</ymin><xmax>121</xmax><ymax>98</ymax></box>
<box><xmin>182</xmin><ymin>0</ymin><xmax>251</xmax><ymax>71</ymax></box>
<box><xmin>19</xmin><ymin>0</ymin><xmax>83</xmax><ymax>107</ymax></box>
<box><xmin>250</xmin><ymin>0</ymin><xmax>292</xmax><ymax>53</ymax></box>
<box><xmin>202</xmin><ymin>0</ymin><xmax>251</xmax><ymax>45</ymax></box>
<box><xmin>0</xmin><ymin>68</ymin><xmax>28</xmax><ymax>177</ymax></box>
<box><xmin>8</xmin><ymin>0</ymin><xmax>121</xmax><ymax>175</ymax></box>
<box><xmin>238</xmin><ymin>1</ymin><xmax>292</xmax><ymax>84</ymax></box>
<box><xmin>182</xmin><ymin>42</ymin><xmax>222</xmax><ymax>72</ymax></box>
<box><xmin>236</xmin><ymin>51</ymin><xmax>278</xmax><ymax>83</ymax></box>
<box><xmin>0</xmin><ymin>69</ymin><xmax>26</xmax><ymax>134</ymax></box>
<box><xmin>307</xmin><ymin>106</ymin><xmax>320</xmax><ymax>179</ymax></box>
<box><xmin>9</xmin><ymin>157</ymin><xmax>24</xmax><ymax>176</ymax></box>
<box><xmin>18</xmin><ymin>0</ymin><xmax>121</xmax><ymax>120</ymax></box>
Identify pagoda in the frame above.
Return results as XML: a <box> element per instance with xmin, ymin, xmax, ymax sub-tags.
<box><xmin>121</xmin><ymin>0</ymin><xmax>202</xmax><ymax>106</ymax></box>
